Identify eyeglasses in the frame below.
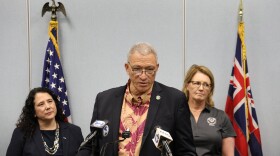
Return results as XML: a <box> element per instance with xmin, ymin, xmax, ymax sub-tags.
<box><xmin>189</xmin><ymin>81</ymin><xmax>211</xmax><ymax>89</ymax></box>
<box><xmin>128</xmin><ymin>62</ymin><xmax>156</xmax><ymax>76</ymax></box>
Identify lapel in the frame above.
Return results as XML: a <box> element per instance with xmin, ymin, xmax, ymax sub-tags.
<box><xmin>33</xmin><ymin>126</ymin><xmax>47</xmax><ymax>155</ymax></box>
<box><xmin>140</xmin><ymin>82</ymin><xmax>162</xmax><ymax>149</ymax></box>
<box><xmin>59</xmin><ymin>122</ymin><xmax>69</xmax><ymax>156</ymax></box>
<box><xmin>111</xmin><ymin>85</ymin><xmax>126</xmax><ymax>154</ymax></box>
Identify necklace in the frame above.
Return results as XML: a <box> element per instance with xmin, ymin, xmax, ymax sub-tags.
<box><xmin>41</xmin><ymin>123</ymin><xmax>60</xmax><ymax>155</ymax></box>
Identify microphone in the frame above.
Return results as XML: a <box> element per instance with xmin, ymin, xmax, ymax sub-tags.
<box><xmin>152</xmin><ymin>126</ymin><xmax>173</xmax><ymax>156</ymax></box>
<box><xmin>78</xmin><ymin>120</ymin><xmax>109</xmax><ymax>151</ymax></box>
<box><xmin>91</xmin><ymin>120</ymin><xmax>109</xmax><ymax>137</ymax></box>
<box><xmin>119</xmin><ymin>128</ymin><xmax>131</xmax><ymax>142</ymax></box>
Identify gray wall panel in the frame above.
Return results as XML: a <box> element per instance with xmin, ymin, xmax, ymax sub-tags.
<box><xmin>244</xmin><ymin>1</ymin><xmax>280</xmax><ymax>154</ymax></box>
<box><xmin>0</xmin><ymin>1</ymin><xmax>29</xmax><ymax>156</ymax></box>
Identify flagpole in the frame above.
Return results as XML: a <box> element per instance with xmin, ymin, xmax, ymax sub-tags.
<box><xmin>26</xmin><ymin>0</ymin><xmax>31</xmax><ymax>91</ymax></box>
<box><xmin>183</xmin><ymin>0</ymin><xmax>186</xmax><ymax>77</ymax></box>
<box><xmin>239</xmin><ymin>0</ymin><xmax>243</xmax><ymax>23</ymax></box>
<box><xmin>239</xmin><ymin>0</ymin><xmax>250</xmax><ymax>143</ymax></box>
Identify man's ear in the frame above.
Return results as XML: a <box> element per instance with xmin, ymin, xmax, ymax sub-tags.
<box><xmin>125</xmin><ymin>63</ymin><xmax>129</xmax><ymax>74</ymax></box>
<box><xmin>155</xmin><ymin>63</ymin><xmax>159</xmax><ymax>71</ymax></box>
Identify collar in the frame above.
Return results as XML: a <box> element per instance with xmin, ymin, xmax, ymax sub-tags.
<box><xmin>204</xmin><ymin>105</ymin><xmax>211</xmax><ymax>112</ymax></box>
<box><xmin>125</xmin><ymin>80</ymin><xmax>152</xmax><ymax>106</ymax></box>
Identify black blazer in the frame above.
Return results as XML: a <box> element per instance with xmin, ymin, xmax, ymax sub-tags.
<box><xmin>6</xmin><ymin>122</ymin><xmax>84</xmax><ymax>156</ymax></box>
<box><xmin>79</xmin><ymin>81</ymin><xmax>196</xmax><ymax>156</ymax></box>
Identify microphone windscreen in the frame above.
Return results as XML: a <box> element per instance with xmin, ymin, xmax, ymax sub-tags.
<box><xmin>90</xmin><ymin>120</ymin><xmax>109</xmax><ymax>137</ymax></box>
<box><xmin>152</xmin><ymin>127</ymin><xmax>173</xmax><ymax>149</ymax></box>
<box><xmin>152</xmin><ymin>125</ymin><xmax>161</xmax><ymax>136</ymax></box>
<box><xmin>91</xmin><ymin>120</ymin><xmax>109</xmax><ymax>128</ymax></box>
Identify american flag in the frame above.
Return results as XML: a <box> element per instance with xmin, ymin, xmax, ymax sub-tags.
<box><xmin>41</xmin><ymin>21</ymin><xmax>72</xmax><ymax>123</ymax></box>
<box><xmin>225</xmin><ymin>22</ymin><xmax>262</xmax><ymax>156</ymax></box>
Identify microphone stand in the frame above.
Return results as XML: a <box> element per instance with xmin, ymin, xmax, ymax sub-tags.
<box><xmin>99</xmin><ymin>138</ymin><xmax>127</xmax><ymax>156</ymax></box>
<box><xmin>161</xmin><ymin>140</ymin><xmax>173</xmax><ymax>156</ymax></box>
<box><xmin>91</xmin><ymin>136</ymin><xmax>98</xmax><ymax>156</ymax></box>
<box><xmin>78</xmin><ymin>131</ymin><xmax>98</xmax><ymax>152</ymax></box>
<box><xmin>100</xmin><ymin>130</ymin><xmax>131</xmax><ymax>156</ymax></box>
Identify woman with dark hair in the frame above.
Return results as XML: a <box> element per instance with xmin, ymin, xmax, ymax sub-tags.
<box><xmin>6</xmin><ymin>87</ymin><xmax>83</xmax><ymax>156</ymax></box>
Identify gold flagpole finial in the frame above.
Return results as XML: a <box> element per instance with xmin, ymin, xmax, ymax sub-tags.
<box><xmin>239</xmin><ymin>0</ymin><xmax>244</xmax><ymax>22</ymax></box>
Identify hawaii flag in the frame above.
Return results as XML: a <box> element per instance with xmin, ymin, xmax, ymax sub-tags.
<box><xmin>225</xmin><ymin>22</ymin><xmax>263</xmax><ymax>156</ymax></box>
<box><xmin>41</xmin><ymin>21</ymin><xmax>72</xmax><ymax>123</ymax></box>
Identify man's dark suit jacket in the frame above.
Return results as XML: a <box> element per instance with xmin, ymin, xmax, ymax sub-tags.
<box><xmin>6</xmin><ymin>122</ymin><xmax>84</xmax><ymax>156</ymax></box>
<box><xmin>79</xmin><ymin>81</ymin><xmax>196</xmax><ymax>156</ymax></box>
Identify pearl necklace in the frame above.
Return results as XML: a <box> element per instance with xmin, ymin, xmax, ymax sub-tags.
<box><xmin>41</xmin><ymin>124</ymin><xmax>60</xmax><ymax>155</ymax></box>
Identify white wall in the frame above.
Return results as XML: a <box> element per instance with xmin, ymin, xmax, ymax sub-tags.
<box><xmin>1</xmin><ymin>0</ymin><xmax>279</xmax><ymax>155</ymax></box>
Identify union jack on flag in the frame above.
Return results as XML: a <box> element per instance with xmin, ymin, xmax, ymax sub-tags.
<box><xmin>225</xmin><ymin>22</ymin><xmax>262</xmax><ymax>156</ymax></box>
<box><xmin>41</xmin><ymin>21</ymin><xmax>72</xmax><ymax>123</ymax></box>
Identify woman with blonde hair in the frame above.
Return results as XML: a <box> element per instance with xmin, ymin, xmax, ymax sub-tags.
<box><xmin>182</xmin><ymin>64</ymin><xmax>236</xmax><ymax>156</ymax></box>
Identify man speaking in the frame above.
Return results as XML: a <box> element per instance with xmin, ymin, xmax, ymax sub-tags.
<box><xmin>78</xmin><ymin>42</ymin><xmax>196</xmax><ymax>156</ymax></box>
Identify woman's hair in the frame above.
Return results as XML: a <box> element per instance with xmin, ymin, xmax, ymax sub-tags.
<box><xmin>16</xmin><ymin>87</ymin><xmax>66</xmax><ymax>138</ymax></box>
<box><xmin>182</xmin><ymin>64</ymin><xmax>215</xmax><ymax>107</ymax></box>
